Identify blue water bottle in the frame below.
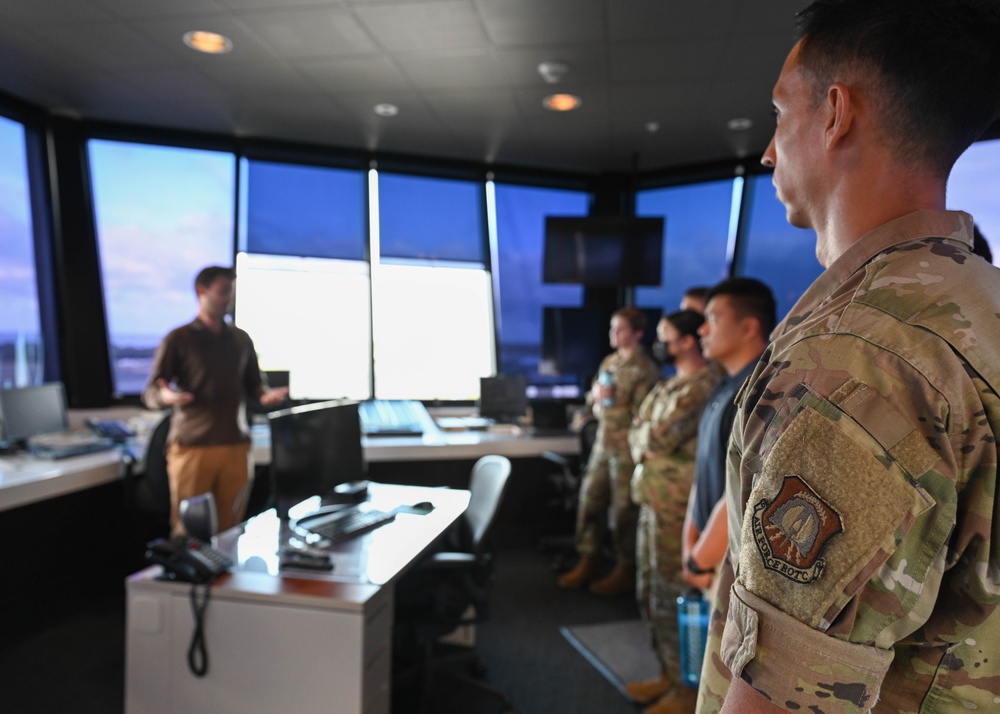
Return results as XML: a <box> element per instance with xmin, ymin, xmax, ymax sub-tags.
<box><xmin>597</xmin><ymin>369</ymin><xmax>616</xmax><ymax>407</ymax></box>
<box><xmin>677</xmin><ymin>587</ymin><xmax>710</xmax><ymax>688</ymax></box>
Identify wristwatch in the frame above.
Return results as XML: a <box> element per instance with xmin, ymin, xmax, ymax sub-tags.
<box><xmin>686</xmin><ymin>555</ymin><xmax>713</xmax><ymax>575</ymax></box>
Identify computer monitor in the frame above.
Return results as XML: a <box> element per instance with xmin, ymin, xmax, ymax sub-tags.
<box><xmin>479</xmin><ymin>375</ymin><xmax>528</xmax><ymax>423</ymax></box>
<box><xmin>0</xmin><ymin>383</ymin><xmax>69</xmax><ymax>447</ymax></box>
<box><xmin>267</xmin><ymin>400</ymin><xmax>365</xmax><ymax>519</ymax></box>
<box><xmin>543</xmin><ymin>216</ymin><xmax>665</xmax><ymax>286</ymax></box>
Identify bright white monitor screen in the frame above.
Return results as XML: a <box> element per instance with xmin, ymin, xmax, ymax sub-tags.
<box><xmin>235</xmin><ymin>253</ymin><xmax>372</xmax><ymax>400</ymax></box>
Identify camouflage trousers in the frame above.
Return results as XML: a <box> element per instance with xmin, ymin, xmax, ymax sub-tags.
<box><xmin>575</xmin><ymin>441</ymin><xmax>638</xmax><ymax>564</ymax></box>
<box><xmin>695</xmin><ymin>555</ymin><xmax>735</xmax><ymax>713</ymax></box>
<box><xmin>635</xmin><ymin>458</ymin><xmax>693</xmax><ymax>682</ymax></box>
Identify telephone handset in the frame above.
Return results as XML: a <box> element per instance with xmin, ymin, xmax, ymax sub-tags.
<box><xmin>145</xmin><ymin>536</ymin><xmax>233</xmax><ymax>583</ymax></box>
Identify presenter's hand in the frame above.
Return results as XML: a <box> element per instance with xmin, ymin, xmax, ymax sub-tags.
<box><xmin>260</xmin><ymin>387</ymin><xmax>289</xmax><ymax>406</ymax></box>
<box><xmin>157</xmin><ymin>380</ymin><xmax>193</xmax><ymax>407</ymax></box>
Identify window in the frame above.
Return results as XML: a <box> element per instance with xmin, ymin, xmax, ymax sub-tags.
<box><xmin>949</xmin><ymin>137</ymin><xmax>1000</xmax><ymax>263</ymax></box>
<box><xmin>89</xmin><ymin>140</ymin><xmax>236</xmax><ymax>396</ymax></box>
<box><xmin>372</xmin><ymin>171</ymin><xmax>493</xmax><ymax>400</ymax></box>
<box><xmin>492</xmin><ymin>183</ymin><xmax>588</xmax><ymax>380</ymax></box>
<box><xmin>738</xmin><ymin>174</ymin><xmax>823</xmax><ymax>323</ymax></box>
<box><xmin>235</xmin><ymin>159</ymin><xmax>371</xmax><ymax>399</ymax></box>
<box><xmin>0</xmin><ymin>115</ymin><xmax>42</xmax><ymax>388</ymax></box>
<box><xmin>634</xmin><ymin>179</ymin><xmax>735</xmax><ymax>312</ymax></box>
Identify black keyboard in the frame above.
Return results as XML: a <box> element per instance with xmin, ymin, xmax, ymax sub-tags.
<box><xmin>298</xmin><ymin>506</ymin><xmax>396</xmax><ymax>543</ymax></box>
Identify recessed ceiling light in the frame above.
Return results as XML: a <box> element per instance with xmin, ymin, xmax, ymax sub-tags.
<box><xmin>543</xmin><ymin>94</ymin><xmax>581</xmax><ymax>112</ymax></box>
<box><xmin>727</xmin><ymin>117</ymin><xmax>753</xmax><ymax>131</ymax></box>
<box><xmin>373</xmin><ymin>103</ymin><xmax>399</xmax><ymax>117</ymax></box>
<box><xmin>183</xmin><ymin>30</ymin><xmax>232</xmax><ymax>55</ymax></box>
<box><xmin>645</xmin><ymin>121</ymin><xmax>660</xmax><ymax>134</ymax></box>
<box><xmin>537</xmin><ymin>61</ymin><xmax>569</xmax><ymax>84</ymax></box>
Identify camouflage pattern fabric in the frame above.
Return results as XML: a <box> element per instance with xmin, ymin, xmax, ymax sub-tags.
<box><xmin>698</xmin><ymin>210</ymin><xmax>1000</xmax><ymax>713</ymax></box>
<box><xmin>575</xmin><ymin>349</ymin><xmax>659</xmax><ymax>561</ymax></box>
<box><xmin>631</xmin><ymin>365</ymin><xmax>720</xmax><ymax>680</ymax></box>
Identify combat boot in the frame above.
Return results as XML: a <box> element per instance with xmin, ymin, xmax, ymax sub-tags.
<box><xmin>625</xmin><ymin>672</ymin><xmax>672</xmax><ymax>704</ymax></box>
<box><xmin>588</xmin><ymin>562</ymin><xmax>634</xmax><ymax>595</ymax></box>
<box><xmin>556</xmin><ymin>555</ymin><xmax>598</xmax><ymax>589</ymax></box>
<box><xmin>644</xmin><ymin>686</ymin><xmax>697</xmax><ymax>714</ymax></box>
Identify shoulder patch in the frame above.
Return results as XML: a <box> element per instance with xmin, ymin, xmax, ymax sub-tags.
<box><xmin>752</xmin><ymin>475</ymin><xmax>843</xmax><ymax>584</ymax></box>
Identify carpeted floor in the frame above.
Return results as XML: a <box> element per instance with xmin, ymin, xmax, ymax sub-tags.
<box><xmin>561</xmin><ymin>619</ymin><xmax>661</xmax><ymax>702</ymax></box>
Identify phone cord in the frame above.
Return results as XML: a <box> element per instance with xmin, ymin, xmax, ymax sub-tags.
<box><xmin>188</xmin><ymin>582</ymin><xmax>212</xmax><ymax>677</ymax></box>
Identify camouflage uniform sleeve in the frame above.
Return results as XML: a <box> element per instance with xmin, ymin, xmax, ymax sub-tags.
<box><xmin>718</xmin><ymin>333</ymin><xmax>1000</xmax><ymax>712</ymax></box>
<box><xmin>646</xmin><ymin>368</ymin><xmax>717</xmax><ymax>459</ymax></box>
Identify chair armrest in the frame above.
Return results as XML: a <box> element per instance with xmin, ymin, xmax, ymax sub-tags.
<box><xmin>541</xmin><ymin>450</ymin><xmax>571</xmax><ymax>469</ymax></box>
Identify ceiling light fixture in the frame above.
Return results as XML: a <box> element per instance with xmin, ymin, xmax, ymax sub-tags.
<box><xmin>183</xmin><ymin>30</ymin><xmax>233</xmax><ymax>55</ymax></box>
<box><xmin>543</xmin><ymin>93</ymin><xmax>581</xmax><ymax>112</ymax></box>
<box><xmin>373</xmin><ymin>103</ymin><xmax>399</xmax><ymax>117</ymax></box>
<box><xmin>537</xmin><ymin>61</ymin><xmax>569</xmax><ymax>84</ymax></box>
<box><xmin>727</xmin><ymin>117</ymin><xmax>753</xmax><ymax>131</ymax></box>
<box><xmin>645</xmin><ymin>121</ymin><xmax>660</xmax><ymax>134</ymax></box>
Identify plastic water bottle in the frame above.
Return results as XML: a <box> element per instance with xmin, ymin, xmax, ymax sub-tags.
<box><xmin>677</xmin><ymin>587</ymin><xmax>710</xmax><ymax>688</ymax></box>
<box><xmin>597</xmin><ymin>369</ymin><xmax>616</xmax><ymax>407</ymax></box>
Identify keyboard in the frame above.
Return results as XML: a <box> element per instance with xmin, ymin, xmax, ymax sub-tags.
<box><xmin>28</xmin><ymin>433</ymin><xmax>116</xmax><ymax>460</ymax></box>
<box><xmin>297</xmin><ymin>505</ymin><xmax>397</xmax><ymax>543</ymax></box>
<box><xmin>359</xmin><ymin>399</ymin><xmax>428</xmax><ymax>437</ymax></box>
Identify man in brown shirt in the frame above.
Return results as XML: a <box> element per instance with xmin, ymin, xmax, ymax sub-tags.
<box><xmin>143</xmin><ymin>266</ymin><xmax>287</xmax><ymax>535</ymax></box>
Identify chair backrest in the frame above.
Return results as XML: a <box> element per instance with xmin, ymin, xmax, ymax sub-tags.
<box><xmin>131</xmin><ymin>410</ymin><xmax>172</xmax><ymax>515</ymax></box>
<box><xmin>180</xmin><ymin>492</ymin><xmax>218</xmax><ymax>542</ymax></box>
<box><xmin>464</xmin><ymin>455</ymin><xmax>512</xmax><ymax>554</ymax></box>
<box><xmin>579</xmin><ymin>417</ymin><xmax>598</xmax><ymax>466</ymax></box>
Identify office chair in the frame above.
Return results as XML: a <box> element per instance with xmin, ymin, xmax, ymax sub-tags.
<box><xmin>393</xmin><ymin>454</ymin><xmax>515</xmax><ymax>714</ymax></box>
<box><xmin>124</xmin><ymin>411</ymin><xmax>172</xmax><ymax>524</ymax></box>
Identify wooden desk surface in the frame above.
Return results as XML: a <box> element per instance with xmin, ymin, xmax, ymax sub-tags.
<box><xmin>0</xmin><ymin>449</ymin><xmax>122</xmax><ymax>513</ymax></box>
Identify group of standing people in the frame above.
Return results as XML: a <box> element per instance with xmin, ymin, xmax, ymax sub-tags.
<box><xmin>561</xmin><ymin>2</ymin><xmax>1000</xmax><ymax>713</ymax></box>
<box><xmin>556</xmin><ymin>280</ymin><xmax>775</xmax><ymax>714</ymax></box>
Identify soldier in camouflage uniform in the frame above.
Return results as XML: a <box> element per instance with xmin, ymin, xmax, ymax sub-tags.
<box><xmin>558</xmin><ymin>307</ymin><xmax>659</xmax><ymax>595</ymax></box>
<box><xmin>699</xmin><ymin>2</ymin><xmax>1000</xmax><ymax>712</ymax></box>
<box><xmin>627</xmin><ymin>310</ymin><xmax>721</xmax><ymax>713</ymax></box>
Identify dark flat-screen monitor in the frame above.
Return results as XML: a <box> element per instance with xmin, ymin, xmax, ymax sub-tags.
<box><xmin>543</xmin><ymin>216</ymin><xmax>665</xmax><ymax>286</ymax></box>
<box><xmin>0</xmin><ymin>383</ymin><xmax>69</xmax><ymax>446</ymax></box>
<box><xmin>479</xmin><ymin>375</ymin><xmax>528</xmax><ymax>423</ymax></box>
<box><xmin>268</xmin><ymin>400</ymin><xmax>365</xmax><ymax>519</ymax></box>
<box><xmin>541</xmin><ymin>307</ymin><xmax>662</xmax><ymax>381</ymax></box>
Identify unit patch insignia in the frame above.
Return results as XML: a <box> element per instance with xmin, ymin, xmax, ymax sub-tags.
<box><xmin>752</xmin><ymin>475</ymin><xmax>843</xmax><ymax>583</ymax></box>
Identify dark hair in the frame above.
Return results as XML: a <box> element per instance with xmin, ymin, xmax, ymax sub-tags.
<box><xmin>194</xmin><ymin>266</ymin><xmax>236</xmax><ymax>292</ymax></box>
<box><xmin>705</xmin><ymin>277</ymin><xmax>777</xmax><ymax>338</ymax></box>
<box><xmin>612</xmin><ymin>306</ymin><xmax>647</xmax><ymax>333</ymax></box>
<box><xmin>684</xmin><ymin>286</ymin><xmax>709</xmax><ymax>300</ymax></box>
<box><xmin>663</xmin><ymin>309</ymin><xmax>705</xmax><ymax>340</ymax></box>
<box><xmin>795</xmin><ymin>0</ymin><xmax>1000</xmax><ymax>177</ymax></box>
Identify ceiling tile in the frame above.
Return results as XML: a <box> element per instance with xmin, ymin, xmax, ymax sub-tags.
<box><xmin>40</xmin><ymin>21</ymin><xmax>185</xmax><ymax>70</ymax></box>
<box><xmin>353</xmin><ymin>1</ymin><xmax>489</xmax><ymax>52</ymax></box>
<box><xmin>90</xmin><ymin>0</ymin><xmax>229</xmax><ymax>18</ymax></box>
<box><xmin>396</xmin><ymin>49</ymin><xmax>505</xmax><ymax>89</ymax></box>
<box><xmin>0</xmin><ymin>0</ymin><xmax>112</xmax><ymax>25</ymax></box>
<box><xmin>237</xmin><ymin>7</ymin><xmax>379</xmax><ymax>58</ymax></box>
<box><xmin>608</xmin><ymin>0</ymin><xmax>737</xmax><ymax>41</ymax></box>
<box><xmin>295</xmin><ymin>55</ymin><xmax>410</xmax><ymax>93</ymax></box>
<box><xmin>475</xmin><ymin>0</ymin><xmax>605</xmax><ymax>46</ymax></box>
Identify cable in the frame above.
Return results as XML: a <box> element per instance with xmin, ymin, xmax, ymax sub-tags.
<box><xmin>187</xmin><ymin>581</ymin><xmax>212</xmax><ymax>677</ymax></box>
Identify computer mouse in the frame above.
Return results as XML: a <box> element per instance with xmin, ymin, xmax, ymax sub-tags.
<box><xmin>412</xmin><ymin>501</ymin><xmax>435</xmax><ymax>514</ymax></box>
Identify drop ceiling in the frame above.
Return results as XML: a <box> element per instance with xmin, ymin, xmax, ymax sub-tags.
<box><xmin>0</xmin><ymin>0</ymin><xmax>806</xmax><ymax>175</ymax></box>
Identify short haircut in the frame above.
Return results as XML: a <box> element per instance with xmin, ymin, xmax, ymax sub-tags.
<box><xmin>683</xmin><ymin>286</ymin><xmax>709</xmax><ymax>302</ymax></box>
<box><xmin>663</xmin><ymin>309</ymin><xmax>705</xmax><ymax>343</ymax></box>
<box><xmin>705</xmin><ymin>277</ymin><xmax>777</xmax><ymax>338</ymax></box>
<box><xmin>795</xmin><ymin>0</ymin><xmax>1000</xmax><ymax>178</ymax></box>
<box><xmin>194</xmin><ymin>266</ymin><xmax>236</xmax><ymax>292</ymax></box>
<box><xmin>612</xmin><ymin>306</ymin><xmax>647</xmax><ymax>333</ymax></box>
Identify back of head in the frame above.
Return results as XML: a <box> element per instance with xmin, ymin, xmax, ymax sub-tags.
<box><xmin>194</xmin><ymin>265</ymin><xmax>236</xmax><ymax>292</ymax></box>
<box><xmin>796</xmin><ymin>0</ymin><xmax>1000</xmax><ymax>178</ymax></box>
<box><xmin>705</xmin><ymin>277</ymin><xmax>777</xmax><ymax>339</ymax></box>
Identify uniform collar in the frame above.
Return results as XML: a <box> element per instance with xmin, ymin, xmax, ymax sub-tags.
<box><xmin>775</xmin><ymin>209</ymin><xmax>973</xmax><ymax>338</ymax></box>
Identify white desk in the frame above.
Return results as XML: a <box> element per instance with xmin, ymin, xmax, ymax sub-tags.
<box><xmin>0</xmin><ymin>449</ymin><xmax>122</xmax><ymax>513</ymax></box>
<box><xmin>125</xmin><ymin>483</ymin><xmax>470</xmax><ymax>714</ymax></box>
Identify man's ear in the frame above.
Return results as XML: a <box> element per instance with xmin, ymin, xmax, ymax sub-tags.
<box><xmin>825</xmin><ymin>81</ymin><xmax>854</xmax><ymax>151</ymax></box>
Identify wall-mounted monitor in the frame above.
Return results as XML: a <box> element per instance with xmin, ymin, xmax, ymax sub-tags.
<box><xmin>543</xmin><ymin>216</ymin><xmax>665</xmax><ymax>286</ymax></box>
<box><xmin>479</xmin><ymin>375</ymin><xmax>528</xmax><ymax>423</ymax></box>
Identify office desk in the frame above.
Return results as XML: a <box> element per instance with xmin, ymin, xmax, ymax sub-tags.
<box><xmin>0</xmin><ymin>449</ymin><xmax>122</xmax><ymax>513</ymax></box>
<box><xmin>125</xmin><ymin>483</ymin><xmax>470</xmax><ymax>714</ymax></box>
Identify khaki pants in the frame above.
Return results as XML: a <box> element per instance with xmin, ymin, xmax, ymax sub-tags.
<box><xmin>167</xmin><ymin>442</ymin><xmax>253</xmax><ymax>537</ymax></box>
